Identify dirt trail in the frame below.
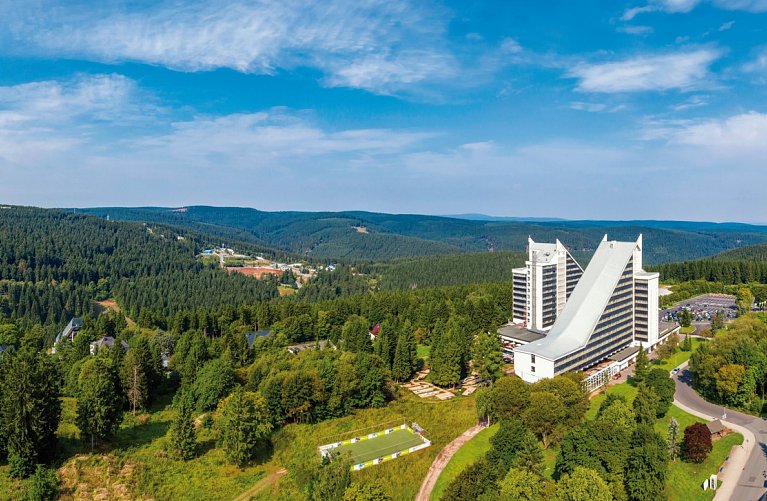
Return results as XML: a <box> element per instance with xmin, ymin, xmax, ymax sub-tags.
<box><xmin>231</xmin><ymin>468</ymin><xmax>287</xmax><ymax>501</ymax></box>
<box><xmin>415</xmin><ymin>423</ymin><xmax>487</xmax><ymax>501</ymax></box>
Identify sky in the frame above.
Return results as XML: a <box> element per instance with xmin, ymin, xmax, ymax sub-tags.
<box><xmin>0</xmin><ymin>0</ymin><xmax>766</xmax><ymax>222</ymax></box>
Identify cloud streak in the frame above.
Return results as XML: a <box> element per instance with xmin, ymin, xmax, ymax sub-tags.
<box><xmin>0</xmin><ymin>0</ymin><xmax>503</xmax><ymax>98</ymax></box>
<box><xmin>622</xmin><ymin>0</ymin><xmax>767</xmax><ymax>19</ymax></box>
<box><xmin>568</xmin><ymin>48</ymin><xmax>721</xmax><ymax>93</ymax></box>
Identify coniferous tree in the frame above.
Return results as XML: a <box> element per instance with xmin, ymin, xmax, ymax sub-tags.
<box><xmin>513</xmin><ymin>430</ymin><xmax>545</xmax><ymax>475</ymax></box>
<box><xmin>341</xmin><ymin>315</ymin><xmax>372</xmax><ymax>353</ymax></box>
<box><xmin>26</xmin><ymin>465</ymin><xmax>59</xmax><ymax>501</ymax></box>
<box><xmin>633</xmin><ymin>349</ymin><xmax>649</xmax><ymax>384</ymax></box>
<box><xmin>667</xmin><ymin>417</ymin><xmax>680</xmax><ymax>462</ymax></box>
<box><xmin>0</xmin><ymin>348</ymin><xmax>62</xmax><ymax>478</ymax></box>
<box><xmin>633</xmin><ymin>383</ymin><xmax>660</xmax><ymax>426</ymax></box>
<box><xmin>219</xmin><ymin>388</ymin><xmax>272</xmax><ymax>468</ymax></box>
<box><xmin>123</xmin><ymin>353</ymin><xmax>146</xmax><ymax>415</ymax></box>
<box><xmin>624</xmin><ymin>425</ymin><xmax>668</xmax><ymax>501</ymax></box>
<box><xmin>167</xmin><ymin>391</ymin><xmax>197</xmax><ymax>461</ymax></box>
<box><xmin>391</xmin><ymin>331</ymin><xmax>412</xmax><ymax>382</ymax></box>
<box><xmin>472</xmin><ymin>330</ymin><xmax>503</xmax><ymax>383</ymax></box>
<box><xmin>76</xmin><ymin>357</ymin><xmax>123</xmax><ymax>450</ymax></box>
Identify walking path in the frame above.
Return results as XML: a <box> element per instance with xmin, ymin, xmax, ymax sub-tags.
<box><xmin>231</xmin><ymin>468</ymin><xmax>287</xmax><ymax>501</ymax></box>
<box><xmin>415</xmin><ymin>423</ymin><xmax>487</xmax><ymax>501</ymax></box>
<box><xmin>673</xmin><ymin>361</ymin><xmax>766</xmax><ymax>501</ymax></box>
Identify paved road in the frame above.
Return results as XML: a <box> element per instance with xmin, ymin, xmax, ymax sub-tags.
<box><xmin>674</xmin><ymin>366</ymin><xmax>767</xmax><ymax>501</ymax></box>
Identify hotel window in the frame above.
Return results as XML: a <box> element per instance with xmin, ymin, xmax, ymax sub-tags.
<box><xmin>531</xmin><ymin>354</ymin><xmax>536</xmax><ymax>364</ymax></box>
<box><xmin>531</xmin><ymin>365</ymin><xmax>535</xmax><ymax>373</ymax></box>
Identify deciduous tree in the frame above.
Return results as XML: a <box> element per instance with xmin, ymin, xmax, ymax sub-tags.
<box><xmin>490</xmin><ymin>376</ymin><xmax>530</xmax><ymax>421</ymax></box>
<box><xmin>554</xmin><ymin>467</ymin><xmax>611</xmax><ymax>501</ymax></box>
<box><xmin>499</xmin><ymin>467</ymin><xmax>544</xmax><ymax>501</ymax></box>
<box><xmin>523</xmin><ymin>391</ymin><xmax>566</xmax><ymax>448</ymax></box>
<box><xmin>682</xmin><ymin>422</ymin><xmax>712</xmax><ymax>463</ymax></box>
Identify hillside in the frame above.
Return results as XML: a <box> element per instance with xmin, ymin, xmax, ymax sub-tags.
<box><xmin>77</xmin><ymin>206</ymin><xmax>767</xmax><ymax>264</ymax></box>
<box><xmin>710</xmin><ymin>243</ymin><xmax>767</xmax><ymax>261</ymax></box>
<box><xmin>371</xmin><ymin>252</ymin><xmax>526</xmax><ymax>290</ymax></box>
<box><xmin>651</xmin><ymin>242</ymin><xmax>767</xmax><ymax>284</ymax></box>
<box><xmin>0</xmin><ymin>206</ymin><xmax>279</xmax><ymax>332</ymax></box>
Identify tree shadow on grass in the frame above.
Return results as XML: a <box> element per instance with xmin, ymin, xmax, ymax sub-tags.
<box><xmin>113</xmin><ymin>418</ymin><xmax>171</xmax><ymax>450</ymax></box>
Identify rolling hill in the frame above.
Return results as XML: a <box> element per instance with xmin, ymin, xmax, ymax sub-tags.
<box><xmin>77</xmin><ymin>206</ymin><xmax>767</xmax><ymax>264</ymax></box>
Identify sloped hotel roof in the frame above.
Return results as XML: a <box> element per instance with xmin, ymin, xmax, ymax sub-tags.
<box><xmin>517</xmin><ymin>236</ymin><xmax>639</xmax><ymax>360</ymax></box>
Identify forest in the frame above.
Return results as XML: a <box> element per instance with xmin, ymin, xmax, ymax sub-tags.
<box><xmin>79</xmin><ymin>205</ymin><xmax>767</xmax><ymax>263</ymax></box>
<box><xmin>0</xmin><ymin>204</ymin><xmax>758</xmax><ymax>500</ymax></box>
<box><xmin>0</xmin><ymin>207</ymin><xmax>279</xmax><ymax>332</ymax></box>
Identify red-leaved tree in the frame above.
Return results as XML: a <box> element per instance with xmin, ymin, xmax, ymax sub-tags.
<box><xmin>683</xmin><ymin>422</ymin><xmax>713</xmax><ymax>463</ymax></box>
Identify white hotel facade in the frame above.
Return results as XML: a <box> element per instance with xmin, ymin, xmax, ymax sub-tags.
<box><xmin>510</xmin><ymin>235</ymin><xmax>669</xmax><ymax>389</ymax></box>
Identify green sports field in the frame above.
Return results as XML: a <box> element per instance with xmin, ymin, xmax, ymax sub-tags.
<box><xmin>338</xmin><ymin>428</ymin><xmax>426</xmax><ymax>464</ymax></box>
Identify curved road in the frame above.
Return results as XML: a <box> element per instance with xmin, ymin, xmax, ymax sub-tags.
<box><xmin>674</xmin><ymin>365</ymin><xmax>767</xmax><ymax>501</ymax></box>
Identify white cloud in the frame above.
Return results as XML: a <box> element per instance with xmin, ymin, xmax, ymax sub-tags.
<box><xmin>743</xmin><ymin>47</ymin><xmax>767</xmax><ymax>73</ymax></box>
<box><xmin>659</xmin><ymin>112</ymin><xmax>767</xmax><ymax>150</ymax></box>
<box><xmin>568</xmin><ymin>48</ymin><xmax>721</xmax><ymax>93</ymax></box>
<box><xmin>499</xmin><ymin>38</ymin><xmax>523</xmax><ymax>54</ymax></box>
<box><xmin>719</xmin><ymin>20</ymin><xmax>736</xmax><ymax>31</ymax></box>
<box><xmin>712</xmin><ymin>0</ymin><xmax>767</xmax><ymax>11</ymax></box>
<box><xmin>0</xmin><ymin>0</ymin><xmax>486</xmax><ymax>97</ymax></box>
<box><xmin>670</xmin><ymin>94</ymin><xmax>710</xmax><ymax>110</ymax></box>
<box><xmin>570</xmin><ymin>102</ymin><xmax>608</xmax><ymax>112</ymax></box>
<box><xmin>617</xmin><ymin>25</ymin><xmax>654</xmax><ymax>35</ymax></box>
<box><xmin>0</xmin><ymin>74</ymin><xmax>143</xmax><ymax>122</ymax></box>
<box><xmin>622</xmin><ymin>0</ymin><xmax>767</xmax><ymax>19</ymax></box>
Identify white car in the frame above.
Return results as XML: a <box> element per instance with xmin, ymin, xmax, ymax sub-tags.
<box><xmin>671</xmin><ymin>368</ymin><xmax>680</xmax><ymax>375</ymax></box>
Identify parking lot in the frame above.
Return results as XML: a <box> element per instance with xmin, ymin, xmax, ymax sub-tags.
<box><xmin>661</xmin><ymin>293</ymin><xmax>737</xmax><ymax>323</ymax></box>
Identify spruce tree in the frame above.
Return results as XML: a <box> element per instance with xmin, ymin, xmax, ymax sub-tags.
<box><xmin>0</xmin><ymin>349</ymin><xmax>62</xmax><ymax>478</ymax></box>
<box><xmin>633</xmin><ymin>349</ymin><xmax>649</xmax><ymax>384</ymax></box>
<box><xmin>667</xmin><ymin>417</ymin><xmax>680</xmax><ymax>461</ymax></box>
<box><xmin>219</xmin><ymin>388</ymin><xmax>273</xmax><ymax>468</ymax></box>
<box><xmin>76</xmin><ymin>357</ymin><xmax>123</xmax><ymax>450</ymax></box>
<box><xmin>167</xmin><ymin>391</ymin><xmax>197</xmax><ymax>461</ymax></box>
<box><xmin>473</xmin><ymin>330</ymin><xmax>503</xmax><ymax>383</ymax></box>
<box><xmin>632</xmin><ymin>383</ymin><xmax>659</xmax><ymax>426</ymax></box>
<box><xmin>392</xmin><ymin>332</ymin><xmax>412</xmax><ymax>382</ymax></box>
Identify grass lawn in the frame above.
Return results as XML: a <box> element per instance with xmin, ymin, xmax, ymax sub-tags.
<box><xmin>681</xmin><ymin>325</ymin><xmax>696</xmax><ymax>334</ymax></box>
<box><xmin>430</xmin><ymin>423</ymin><xmax>499</xmax><ymax>501</ymax></box>
<box><xmin>589</xmin><ymin>380</ymin><xmax>743</xmax><ymax>501</ymax></box>
<box><xmin>417</xmin><ymin>344</ymin><xmax>430</xmax><ymax>360</ymax></box>
<box><xmin>274</xmin><ymin>392</ymin><xmax>478</xmax><ymax>501</ymax></box>
<box><xmin>586</xmin><ymin>383</ymin><xmax>639</xmax><ymax>419</ymax></box>
<box><xmin>336</xmin><ymin>428</ymin><xmax>426</xmax><ymax>464</ymax></box>
<box><xmin>667</xmin><ymin>433</ymin><xmax>743</xmax><ymax>501</ymax></box>
<box><xmin>277</xmin><ymin>285</ymin><xmax>296</xmax><ymax>297</ymax></box>
<box><xmin>541</xmin><ymin>444</ymin><xmax>559</xmax><ymax>479</ymax></box>
<box><xmin>652</xmin><ymin>338</ymin><xmax>707</xmax><ymax>372</ymax></box>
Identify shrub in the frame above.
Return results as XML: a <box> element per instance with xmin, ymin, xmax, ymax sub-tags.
<box><xmin>26</xmin><ymin>465</ymin><xmax>59</xmax><ymax>501</ymax></box>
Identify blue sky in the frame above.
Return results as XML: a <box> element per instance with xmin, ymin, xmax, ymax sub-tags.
<box><xmin>1</xmin><ymin>0</ymin><xmax>766</xmax><ymax>221</ymax></box>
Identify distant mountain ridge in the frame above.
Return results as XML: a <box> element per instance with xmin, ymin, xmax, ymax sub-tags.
<box><xmin>76</xmin><ymin>206</ymin><xmax>767</xmax><ymax>264</ymax></box>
